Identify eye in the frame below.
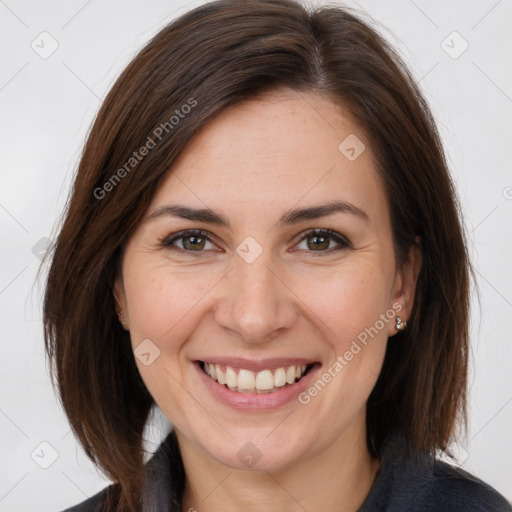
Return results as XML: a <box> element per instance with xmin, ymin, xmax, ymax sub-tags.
<box><xmin>160</xmin><ymin>228</ymin><xmax>352</xmax><ymax>256</ymax></box>
<box><xmin>294</xmin><ymin>228</ymin><xmax>352</xmax><ymax>255</ymax></box>
<box><xmin>161</xmin><ymin>230</ymin><xmax>217</xmax><ymax>253</ymax></box>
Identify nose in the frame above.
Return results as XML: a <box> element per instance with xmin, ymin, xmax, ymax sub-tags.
<box><xmin>213</xmin><ymin>250</ymin><xmax>298</xmax><ymax>344</ymax></box>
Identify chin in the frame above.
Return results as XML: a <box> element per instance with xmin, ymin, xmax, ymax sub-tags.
<box><xmin>197</xmin><ymin>427</ymin><xmax>310</xmax><ymax>472</ymax></box>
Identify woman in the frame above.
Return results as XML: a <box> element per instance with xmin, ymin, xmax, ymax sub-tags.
<box><xmin>42</xmin><ymin>0</ymin><xmax>512</xmax><ymax>511</ymax></box>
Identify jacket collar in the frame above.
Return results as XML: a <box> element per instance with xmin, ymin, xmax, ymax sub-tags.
<box><xmin>141</xmin><ymin>430</ymin><xmax>184</xmax><ymax>511</ymax></box>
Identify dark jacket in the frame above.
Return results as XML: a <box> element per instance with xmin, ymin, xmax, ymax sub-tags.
<box><xmin>61</xmin><ymin>431</ymin><xmax>512</xmax><ymax>511</ymax></box>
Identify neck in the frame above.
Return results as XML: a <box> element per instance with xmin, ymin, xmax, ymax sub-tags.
<box><xmin>176</xmin><ymin>416</ymin><xmax>380</xmax><ymax>512</ymax></box>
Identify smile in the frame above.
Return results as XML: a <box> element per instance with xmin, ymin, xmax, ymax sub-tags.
<box><xmin>199</xmin><ymin>361</ymin><xmax>312</xmax><ymax>394</ymax></box>
<box><xmin>194</xmin><ymin>357</ymin><xmax>321</xmax><ymax>410</ymax></box>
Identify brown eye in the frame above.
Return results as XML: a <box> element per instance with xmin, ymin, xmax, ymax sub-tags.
<box><xmin>181</xmin><ymin>234</ymin><xmax>206</xmax><ymax>251</ymax></box>
<box><xmin>295</xmin><ymin>229</ymin><xmax>351</xmax><ymax>254</ymax></box>
<box><xmin>306</xmin><ymin>234</ymin><xmax>330</xmax><ymax>251</ymax></box>
<box><xmin>162</xmin><ymin>230</ymin><xmax>215</xmax><ymax>253</ymax></box>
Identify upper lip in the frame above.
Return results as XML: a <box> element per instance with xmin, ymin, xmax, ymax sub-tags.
<box><xmin>196</xmin><ymin>357</ymin><xmax>318</xmax><ymax>372</ymax></box>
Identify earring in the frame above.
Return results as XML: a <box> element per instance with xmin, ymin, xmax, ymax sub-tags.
<box><xmin>117</xmin><ymin>310</ymin><xmax>128</xmax><ymax>329</ymax></box>
<box><xmin>395</xmin><ymin>316</ymin><xmax>407</xmax><ymax>331</ymax></box>
<box><xmin>113</xmin><ymin>290</ymin><xmax>128</xmax><ymax>329</ymax></box>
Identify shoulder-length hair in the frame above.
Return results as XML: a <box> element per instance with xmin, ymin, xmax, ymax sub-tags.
<box><xmin>42</xmin><ymin>0</ymin><xmax>474</xmax><ymax>509</ymax></box>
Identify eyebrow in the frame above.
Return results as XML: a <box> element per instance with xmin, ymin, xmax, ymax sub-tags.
<box><xmin>145</xmin><ymin>200</ymin><xmax>370</xmax><ymax>229</ymax></box>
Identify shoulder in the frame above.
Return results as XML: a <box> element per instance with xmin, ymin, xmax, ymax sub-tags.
<box><xmin>56</xmin><ymin>431</ymin><xmax>183</xmax><ymax>512</ymax></box>
<box><xmin>361</xmin><ymin>434</ymin><xmax>512</xmax><ymax>512</ymax></box>
<box><xmin>58</xmin><ymin>484</ymin><xmax>116</xmax><ymax>512</ymax></box>
<box><xmin>424</xmin><ymin>459</ymin><xmax>512</xmax><ymax>511</ymax></box>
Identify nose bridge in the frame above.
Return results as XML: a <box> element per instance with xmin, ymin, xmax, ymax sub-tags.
<box><xmin>215</xmin><ymin>244</ymin><xmax>296</xmax><ymax>343</ymax></box>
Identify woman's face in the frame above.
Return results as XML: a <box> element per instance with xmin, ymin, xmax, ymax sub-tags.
<box><xmin>114</xmin><ymin>89</ymin><xmax>419</xmax><ymax>471</ymax></box>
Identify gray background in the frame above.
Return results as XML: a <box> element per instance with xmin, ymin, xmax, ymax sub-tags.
<box><xmin>1</xmin><ymin>0</ymin><xmax>511</xmax><ymax>510</ymax></box>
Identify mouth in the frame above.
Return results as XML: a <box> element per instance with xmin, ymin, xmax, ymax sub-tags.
<box><xmin>198</xmin><ymin>360</ymin><xmax>315</xmax><ymax>394</ymax></box>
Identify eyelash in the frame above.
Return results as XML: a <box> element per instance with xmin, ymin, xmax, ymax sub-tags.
<box><xmin>160</xmin><ymin>228</ymin><xmax>352</xmax><ymax>256</ymax></box>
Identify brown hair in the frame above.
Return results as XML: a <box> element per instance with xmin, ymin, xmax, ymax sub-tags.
<box><xmin>41</xmin><ymin>0</ymin><xmax>474</xmax><ymax>509</ymax></box>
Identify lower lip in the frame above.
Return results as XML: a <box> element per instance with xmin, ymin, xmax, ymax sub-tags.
<box><xmin>194</xmin><ymin>361</ymin><xmax>321</xmax><ymax>411</ymax></box>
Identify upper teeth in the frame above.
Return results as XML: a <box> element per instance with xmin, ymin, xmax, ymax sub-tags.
<box><xmin>203</xmin><ymin>362</ymin><xmax>308</xmax><ymax>391</ymax></box>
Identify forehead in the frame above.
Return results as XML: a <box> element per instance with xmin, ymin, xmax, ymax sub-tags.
<box><xmin>146</xmin><ymin>89</ymin><xmax>388</xmax><ymax>228</ymax></box>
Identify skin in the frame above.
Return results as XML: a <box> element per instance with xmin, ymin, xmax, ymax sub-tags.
<box><xmin>114</xmin><ymin>88</ymin><xmax>422</xmax><ymax>512</ymax></box>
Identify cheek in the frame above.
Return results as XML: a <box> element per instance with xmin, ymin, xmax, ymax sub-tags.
<box><xmin>124</xmin><ymin>261</ymin><xmax>215</xmax><ymax>343</ymax></box>
<box><xmin>123</xmin><ymin>264</ymin><xmax>215</xmax><ymax>431</ymax></box>
<box><xmin>299</xmin><ymin>259</ymin><xmax>392</xmax><ymax>348</ymax></box>
<box><xmin>297</xmin><ymin>259</ymin><xmax>392</xmax><ymax>399</ymax></box>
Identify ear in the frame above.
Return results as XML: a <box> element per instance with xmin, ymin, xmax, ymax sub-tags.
<box><xmin>389</xmin><ymin>236</ymin><xmax>422</xmax><ymax>335</ymax></box>
<box><xmin>113</xmin><ymin>275</ymin><xmax>129</xmax><ymax>330</ymax></box>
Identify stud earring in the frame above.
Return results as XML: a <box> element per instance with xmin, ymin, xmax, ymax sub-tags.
<box><xmin>113</xmin><ymin>290</ymin><xmax>128</xmax><ymax>329</ymax></box>
<box><xmin>117</xmin><ymin>310</ymin><xmax>128</xmax><ymax>330</ymax></box>
<box><xmin>395</xmin><ymin>316</ymin><xmax>407</xmax><ymax>331</ymax></box>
